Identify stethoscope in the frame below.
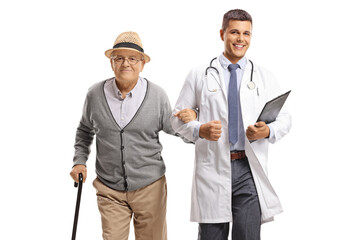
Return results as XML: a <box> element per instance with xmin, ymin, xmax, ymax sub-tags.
<box><xmin>205</xmin><ymin>57</ymin><xmax>256</xmax><ymax>90</ymax></box>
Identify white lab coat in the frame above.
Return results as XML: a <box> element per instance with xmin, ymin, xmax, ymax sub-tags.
<box><xmin>170</xmin><ymin>57</ymin><xmax>291</xmax><ymax>224</ymax></box>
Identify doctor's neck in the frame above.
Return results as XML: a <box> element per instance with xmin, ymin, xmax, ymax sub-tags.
<box><xmin>223</xmin><ymin>52</ymin><xmax>246</xmax><ymax>64</ymax></box>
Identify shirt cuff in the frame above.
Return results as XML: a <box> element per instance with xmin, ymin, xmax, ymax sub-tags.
<box><xmin>193</xmin><ymin>122</ymin><xmax>203</xmax><ymax>141</ymax></box>
<box><xmin>268</xmin><ymin>124</ymin><xmax>275</xmax><ymax>141</ymax></box>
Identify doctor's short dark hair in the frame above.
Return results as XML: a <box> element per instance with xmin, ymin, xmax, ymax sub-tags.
<box><xmin>222</xmin><ymin>9</ymin><xmax>252</xmax><ymax>31</ymax></box>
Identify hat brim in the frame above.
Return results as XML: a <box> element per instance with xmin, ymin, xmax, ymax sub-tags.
<box><xmin>105</xmin><ymin>48</ymin><xmax>150</xmax><ymax>63</ymax></box>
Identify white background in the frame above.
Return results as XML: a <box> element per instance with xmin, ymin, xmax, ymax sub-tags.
<box><xmin>1</xmin><ymin>0</ymin><xmax>359</xmax><ymax>239</ymax></box>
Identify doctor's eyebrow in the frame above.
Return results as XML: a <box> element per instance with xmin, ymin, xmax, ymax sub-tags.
<box><xmin>229</xmin><ymin>29</ymin><xmax>252</xmax><ymax>35</ymax></box>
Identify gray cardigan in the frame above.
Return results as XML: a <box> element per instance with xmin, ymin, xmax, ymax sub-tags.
<box><xmin>73</xmin><ymin>79</ymin><xmax>180</xmax><ymax>191</ymax></box>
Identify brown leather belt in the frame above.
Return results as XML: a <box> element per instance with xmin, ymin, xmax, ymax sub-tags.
<box><xmin>230</xmin><ymin>151</ymin><xmax>246</xmax><ymax>160</ymax></box>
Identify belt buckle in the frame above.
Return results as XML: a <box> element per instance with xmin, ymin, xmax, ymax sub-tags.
<box><xmin>230</xmin><ymin>151</ymin><xmax>245</xmax><ymax>161</ymax></box>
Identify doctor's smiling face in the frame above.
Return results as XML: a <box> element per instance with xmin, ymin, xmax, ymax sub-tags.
<box><xmin>220</xmin><ymin>20</ymin><xmax>252</xmax><ymax>64</ymax></box>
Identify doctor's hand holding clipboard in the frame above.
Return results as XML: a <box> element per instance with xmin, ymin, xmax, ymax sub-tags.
<box><xmin>246</xmin><ymin>121</ymin><xmax>270</xmax><ymax>141</ymax></box>
<box><xmin>248</xmin><ymin>90</ymin><xmax>291</xmax><ymax>142</ymax></box>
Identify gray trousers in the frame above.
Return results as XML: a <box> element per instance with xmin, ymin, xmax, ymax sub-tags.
<box><xmin>198</xmin><ymin>158</ymin><xmax>261</xmax><ymax>240</ymax></box>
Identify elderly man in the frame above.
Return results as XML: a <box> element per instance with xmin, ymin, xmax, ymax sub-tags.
<box><xmin>70</xmin><ymin>31</ymin><xmax>195</xmax><ymax>240</ymax></box>
<box><xmin>172</xmin><ymin>9</ymin><xmax>291</xmax><ymax>240</ymax></box>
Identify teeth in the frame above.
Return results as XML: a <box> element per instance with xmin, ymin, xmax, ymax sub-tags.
<box><xmin>235</xmin><ymin>44</ymin><xmax>244</xmax><ymax>48</ymax></box>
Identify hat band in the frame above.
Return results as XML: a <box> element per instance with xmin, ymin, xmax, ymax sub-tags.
<box><xmin>113</xmin><ymin>42</ymin><xmax>144</xmax><ymax>53</ymax></box>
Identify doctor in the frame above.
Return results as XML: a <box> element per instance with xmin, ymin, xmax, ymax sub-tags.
<box><xmin>171</xmin><ymin>9</ymin><xmax>291</xmax><ymax>240</ymax></box>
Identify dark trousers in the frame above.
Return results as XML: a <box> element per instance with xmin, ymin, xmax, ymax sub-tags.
<box><xmin>198</xmin><ymin>158</ymin><xmax>261</xmax><ymax>240</ymax></box>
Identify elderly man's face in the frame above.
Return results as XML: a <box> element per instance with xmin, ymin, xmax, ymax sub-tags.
<box><xmin>110</xmin><ymin>49</ymin><xmax>145</xmax><ymax>84</ymax></box>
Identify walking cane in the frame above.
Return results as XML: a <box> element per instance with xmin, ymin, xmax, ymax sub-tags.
<box><xmin>72</xmin><ymin>173</ymin><xmax>83</xmax><ymax>240</ymax></box>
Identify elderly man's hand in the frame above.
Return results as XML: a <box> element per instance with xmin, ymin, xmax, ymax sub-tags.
<box><xmin>246</xmin><ymin>121</ymin><xmax>270</xmax><ymax>140</ymax></box>
<box><xmin>70</xmin><ymin>165</ymin><xmax>87</xmax><ymax>183</ymax></box>
<box><xmin>174</xmin><ymin>108</ymin><xmax>197</xmax><ymax>123</ymax></box>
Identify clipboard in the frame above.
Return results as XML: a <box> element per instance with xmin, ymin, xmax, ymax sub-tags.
<box><xmin>249</xmin><ymin>90</ymin><xmax>291</xmax><ymax>143</ymax></box>
<box><xmin>256</xmin><ymin>90</ymin><xmax>291</xmax><ymax>124</ymax></box>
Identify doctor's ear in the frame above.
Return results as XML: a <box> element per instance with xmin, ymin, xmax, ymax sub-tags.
<box><xmin>220</xmin><ymin>29</ymin><xmax>224</xmax><ymax>41</ymax></box>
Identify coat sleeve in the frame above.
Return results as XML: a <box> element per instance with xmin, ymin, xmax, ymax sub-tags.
<box><xmin>170</xmin><ymin>68</ymin><xmax>203</xmax><ymax>142</ymax></box>
<box><xmin>265</xmin><ymin>71</ymin><xmax>292</xmax><ymax>144</ymax></box>
<box><xmin>159</xmin><ymin>86</ymin><xmax>194</xmax><ymax>144</ymax></box>
<box><xmin>72</xmin><ymin>94</ymin><xmax>95</xmax><ymax>166</ymax></box>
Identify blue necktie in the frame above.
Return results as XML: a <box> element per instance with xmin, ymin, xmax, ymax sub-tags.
<box><xmin>228</xmin><ymin>64</ymin><xmax>239</xmax><ymax>145</ymax></box>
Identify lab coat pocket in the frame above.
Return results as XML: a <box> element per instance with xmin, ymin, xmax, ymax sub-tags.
<box><xmin>196</xmin><ymin>139</ymin><xmax>211</xmax><ymax>164</ymax></box>
<box><xmin>205</xmin><ymin>140</ymin><xmax>221</xmax><ymax>165</ymax></box>
<box><xmin>205</xmin><ymin>90</ymin><xmax>222</xmax><ymax>102</ymax></box>
<box><xmin>206</xmin><ymin>74</ymin><xmax>222</xmax><ymax>93</ymax></box>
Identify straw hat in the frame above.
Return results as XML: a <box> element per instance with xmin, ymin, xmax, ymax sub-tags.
<box><xmin>105</xmin><ymin>31</ymin><xmax>150</xmax><ymax>63</ymax></box>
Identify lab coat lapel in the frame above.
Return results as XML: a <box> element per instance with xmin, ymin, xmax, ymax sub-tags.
<box><xmin>241</xmin><ymin>58</ymin><xmax>255</xmax><ymax>90</ymax></box>
<box><xmin>212</xmin><ymin>58</ymin><xmax>228</xmax><ymax>101</ymax></box>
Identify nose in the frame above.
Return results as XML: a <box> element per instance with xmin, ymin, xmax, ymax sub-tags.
<box><xmin>121</xmin><ymin>58</ymin><xmax>130</xmax><ymax>67</ymax></box>
<box><xmin>237</xmin><ymin>33</ymin><xmax>244</xmax><ymax>42</ymax></box>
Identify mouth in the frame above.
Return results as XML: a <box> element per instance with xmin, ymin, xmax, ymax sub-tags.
<box><xmin>233</xmin><ymin>44</ymin><xmax>245</xmax><ymax>50</ymax></box>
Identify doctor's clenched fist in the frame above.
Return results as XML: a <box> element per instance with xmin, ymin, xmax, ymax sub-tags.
<box><xmin>199</xmin><ymin>120</ymin><xmax>222</xmax><ymax>141</ymax></box>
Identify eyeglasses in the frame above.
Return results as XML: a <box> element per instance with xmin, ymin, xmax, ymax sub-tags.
<box><xmin>111</xmin><ymin>56</ymin><xmax>144</xmax><ymax>65</ymax></box>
